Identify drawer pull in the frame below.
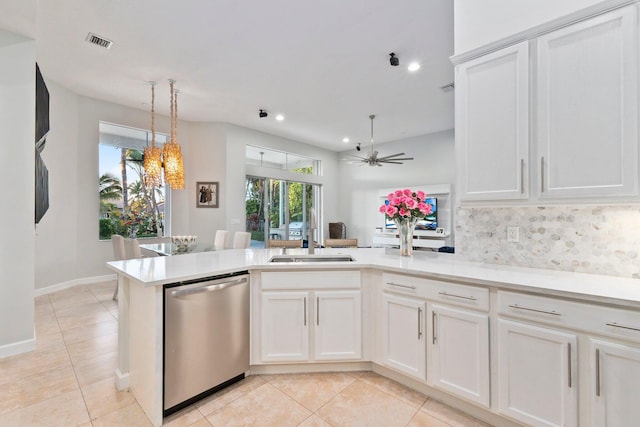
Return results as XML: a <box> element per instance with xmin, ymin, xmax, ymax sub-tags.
<box><xmin>303</xmin><ymin>297</ymin><xmax>307</xmax><ymax>326</ymax></box>
<box><xmin>418</xmin><ymin>308</ymin><xmax>423</xmax><ymax>340</ymax></box>
<box><xmin>438</xmin><ymin>291</ymin><xmax>477</xmax><ymax>301</ymax></box>
<box><xmin>508</xmin><ymin>304</ymin><xmax>561</xmax><ymax>316</ymax></box>
<box><xmin>386</xmin><ymin>282</ymin><xmax>416</xmax><ymax>290</ymax></box>
<box><xmin>606</xmin><ymin>322</ymin><xmax>640</xmax><ymax>332</ymax></box>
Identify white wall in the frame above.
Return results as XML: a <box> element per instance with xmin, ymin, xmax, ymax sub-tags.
<box><xmin>336</xmin><ymin>130</ymin><xmax>456</xmax><ymax>246</ymax></box>
<box><xmin>34</xmin><ymin>80</ymin><xmax>174</xmax><ymax>289</ymax></box>
<box><xmin>454</xmin><ymin>0</ymin><xmax>608</xmax><ymax>53</ymax></box>
<box><xmin>0</xmin><ymin>31</ymin><xmax>35</xmax><ymax>355</ymax></box>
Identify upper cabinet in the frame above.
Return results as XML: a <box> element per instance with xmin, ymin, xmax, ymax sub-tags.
<box><xmin>537</xmin><ymin>6</ymin><xmax>638</xmax><ymax>198</ymax></box>
<box><xmin>456</xmin><ymin>4</ymin><xmax>639</xmax><ymax>204</ymax></box>
<box><xmin>456</xmin><ymin>42</ymin><xmax>529</xmax><ymax>201</ymax></box>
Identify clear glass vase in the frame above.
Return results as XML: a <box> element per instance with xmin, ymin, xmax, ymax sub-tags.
<box><xmin>395</xmin><ymin>217</ymin><xmax>418</xmax><ymax>256</ymax></box>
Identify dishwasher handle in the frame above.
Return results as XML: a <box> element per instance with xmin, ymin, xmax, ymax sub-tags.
<box><xmin>170</xmin><ymin>277</ymin><xmax>248</xmax><ymax>297</ymax></box>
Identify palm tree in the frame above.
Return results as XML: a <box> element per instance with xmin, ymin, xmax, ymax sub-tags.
<box><xmin>99</xmin><ymin>173</ymin><xmax>123</xmax><ymax>217</ymax></box>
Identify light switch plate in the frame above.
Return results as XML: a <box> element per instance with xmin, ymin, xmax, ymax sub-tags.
<box><xmin>507</xmin><ymin>226</ymin><xmax>520</xmax><ymax>243</ymax></box>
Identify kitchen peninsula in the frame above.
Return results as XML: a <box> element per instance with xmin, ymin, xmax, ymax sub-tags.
<box><xmin>108</xmin><ymin>248</ymin><xmax>640</xmax><ymax>427</ymax></box>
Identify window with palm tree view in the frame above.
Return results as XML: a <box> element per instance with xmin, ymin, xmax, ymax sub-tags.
<box><xmin>99</xmin><ymin>122</ymin><xmax>169</xmax><ymax>240</ymax></box>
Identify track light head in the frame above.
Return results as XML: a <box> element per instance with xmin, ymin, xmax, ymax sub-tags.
<box><xmin>389</xmin><ymin>52</ymin><xmax>399</xmax><ymax>67</ymax></box>
<box><xmin>259</xmin><ymin>109</ymin><xmax>268</xmax><ymax>118</ymax></box>
<box><xmin>356</xmin><ymin>143</ymin><xmax>361</xmax><ymax>152</ymax></box>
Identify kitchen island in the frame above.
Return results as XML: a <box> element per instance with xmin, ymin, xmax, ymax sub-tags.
<box><xmin>108</xmin><ymin>247</ymin><xmax>640</xmax><ymax>427</ymax></box>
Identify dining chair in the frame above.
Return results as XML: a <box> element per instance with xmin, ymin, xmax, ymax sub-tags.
<box><xmin>232</xmin><ymin>231</ymin><xmax>251</xmax><ymax>249</ymax></box>
<box><xmin>111</xmin><ymin>235</ymin><xmax>126</xmax><ymax>300</ymax></box>
<box><xmin>268</xmin><ymin>239</ymin><xmax>303</xmax><ymax>248</ymax></box>
<box><xmin>214</xmin><ymin>230</ymin><xmax>229</xmax><ymax>249</ymax></box>
<box><xmin>124</xmin><ymin>237</ymin><xmax>143</xmax><ymax>259</ymax></box>
<box><xmin>324</xmin><ymin>238</ymin><xmax>358</xmax><ymax>248</ymax></box>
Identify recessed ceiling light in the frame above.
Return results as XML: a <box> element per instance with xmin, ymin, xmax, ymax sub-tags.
<box><xmin>275</xmin><ymin>114</ymin><xmax>284</xmax><ymax>121</ymax></box>
<box><xmin>342</xmin><ymin>137</ymin><xmax>350</xmax><ymax>143</ymax></box>
<box><xmin>408</xmin><ymin>62</ymin><xmax>421</xmax><ymax>72</ymax></box>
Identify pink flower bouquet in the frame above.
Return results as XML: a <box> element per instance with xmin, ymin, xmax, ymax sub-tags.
<box><xmin>379</xmin><ymin>189</ymin><xmax>433</xmax><ymax>221</ymax></box>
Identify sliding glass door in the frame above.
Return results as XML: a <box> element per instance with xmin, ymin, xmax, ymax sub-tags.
<box><xmin>245</xmin><ymin>176</ymin><xmax>320</xmax><ymax>248</ymax></box>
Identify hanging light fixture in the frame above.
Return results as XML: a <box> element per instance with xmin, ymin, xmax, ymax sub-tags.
<box><xmin>344</xmin><ymin>115</ymin><xmax>414</xmax><ymax>166</ymax></box>
<box><xmin>163</xmin><ymin>79</ymin><xmax>185</xmax><ymax>189</ymax></box>
<box><xmin>143</xmin><ymin>81</ymin><xmax>163</xmax><ymax>188</ymax></box>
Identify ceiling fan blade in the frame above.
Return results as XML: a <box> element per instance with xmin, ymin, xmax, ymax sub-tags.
<box><xmin>383</xmin><ymin>157</ymin><xmax>414</xmax><ymax>162</ymax></box>
<box><xmin>377</xmin><ymin>152</ymin><xmax>407</xmax><ymax>160</ymax></box>
<box><xmin>344</xmin><ymin>153</ymin><xmax>366</xmax><ymax>159</ymax></box>
<box><xmin>380</xmin><ymin>161</ymin><xmax>405</xmax><ymax>164</ymax></box>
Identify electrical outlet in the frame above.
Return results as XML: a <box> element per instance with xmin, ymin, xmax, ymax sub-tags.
<box><xmin>507</xmin><ymin>226</ymin><xmax>520</xmax><ymax>243</ymax></box>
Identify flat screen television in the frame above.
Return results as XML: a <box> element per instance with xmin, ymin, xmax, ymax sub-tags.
<box><xmin>385</xmin><ymin>197</ymin><xmax>437</xmax><ymax>230</ymax></box>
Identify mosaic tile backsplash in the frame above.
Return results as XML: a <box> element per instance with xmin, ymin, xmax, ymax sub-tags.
<box><xmin>455</xmin><ymin>205</ymin><xmax>640</xmax><ymax>278</ymax></box>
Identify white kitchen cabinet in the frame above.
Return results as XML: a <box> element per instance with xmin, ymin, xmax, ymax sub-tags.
<box><xmin>381</xmin><ymin>293</ymin><xmax>426</xmax><ymax>381</ymax></box>
<box><xmin>314</xmin><ymin>290</ymin><xmax>362</xmax><ymax>360</ymax></box>
<box><xmin>260</xmin><ymin>291</ymin><xmax>309</xmax><ymax>362</ymax></box>
<box><xmin>456</xmin><ymin>41</ymin><xmax>529</xmax><ymax>201</ymax></box>
<box><xmin>498</xmin><ymin>319</ymin><xmax>577</xmax><ymax>427</ymax></box>
<box><xmin>429</xmin><ymin>304</ymin><xmax>490</xmax><ymax>407</ymax></box>
<box><xmin>258</xmin><ymin>271</ymin><xmax>362</xmax><ymax>364</ymax></box>
<box><xmin>536</xmin><ymin>5</ymin><xmax>638</xmax><ymax>199</ymax></box>
<box><xmin>590</xmin><ymin>339</ymin><xmax>640</xmax><ymax>427</ymax></box>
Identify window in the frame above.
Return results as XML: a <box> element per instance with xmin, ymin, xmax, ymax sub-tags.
<box><xmin>98</xmin><ymin>122</ymin><xmax>170</xmax><ymax>240</ymax></box>
<box><xmin>246</xmin><ymin>145</ymin><xmax>319</xmax><ymax>175</ymax></box>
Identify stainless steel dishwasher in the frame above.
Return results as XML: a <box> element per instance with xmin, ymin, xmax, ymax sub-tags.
<box><xmin>164</xmin><ymin>271</ymin><xmax>249</xmax><ymax>416</ymax></box>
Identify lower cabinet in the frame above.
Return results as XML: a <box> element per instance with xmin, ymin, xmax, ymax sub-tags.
<box><xmin>590</xmin><ymin>339</ymin><xmax>640</xmax><ymax>427</ymax></box>
<box><xmin>429</xmin><ymin>304</ymin><xmax>490</xmax><ymax>407</ymax></box>
<box><xmin>497</xmin><ymin>319</ymin><xmax>577</xmax><ymax>427</ymax></box>
<box><xmin>261</xmin><ymin>289</ymin><xmax>362</xmax><ymax>363</ymax></box>
<box><xmin>381</xmin><ymin>293</ymin><xmax>426</xmax><ymax>381</ymax></box>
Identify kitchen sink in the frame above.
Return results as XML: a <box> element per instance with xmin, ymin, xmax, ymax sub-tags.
<box><xmin>269</xmin><ymin>255</ymin><xmax>355</xmax><ymax>263</ymax></box>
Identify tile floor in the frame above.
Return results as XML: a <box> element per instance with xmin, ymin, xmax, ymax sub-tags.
<box><xmin>0</xmin><ymin>281</ymin><xmax>492</xmax><ymax>427</ymax></box>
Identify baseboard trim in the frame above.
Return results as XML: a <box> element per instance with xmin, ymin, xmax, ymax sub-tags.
<box><xmin>34</xmin><ymin>274</ymin><xmax>117</xmax><ymax>297</ymax></box>
<box><xmin>115</xmin><ymin>368</ymin><xmax>130</xmax><ymax>390</ymax></box>
<box><xmin>0</xmin><ymin>337</ymin><xmax>36</xmax><ymax>359</ymax></box>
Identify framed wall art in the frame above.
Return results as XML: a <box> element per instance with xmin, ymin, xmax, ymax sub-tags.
<box><xmin>196</xmin><ymin>181</ymin><xmax>219</xmax><ymax>208</ymax></box>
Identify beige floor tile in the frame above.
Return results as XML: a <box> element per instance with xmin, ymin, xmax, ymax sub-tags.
<box><xmin>35</xmin><ymin>329</ymin><xmax>66</xmax><ymax>350</ymax></box>
<box><xmin>55</xmin><ymin>301</ymin><xmax>110</xmax><ymax>318</ymax></box>
<box><xmin>61</xmin><ymin>317</ymin><xmax>118</xmax><ymax>345</ymax></box>
<box><xmin>195</xmin><ymin>374</ymin><xmax>266</xmax><ymax>416</ymax></box>
<box><xmin>205</xmin><ymin>383</ymin><xmax>311</xmax><ymax>427</ymax></box>
<box><xmin>163</xmin><ymin>405</ymin><xmax>206</xmax><ymax>427</ymax></box>
<box><xmin>88</xmin><ymin>281</ymin><xmax>117</xmax><ymax>300</ymax></box>
<box><xmin>73</xmin><ymin>350</ymin><xmax>117</xmax><ymax>388</ymax></box>
<box><xmin>34</xmin><ymin>312</ymin><xmax>61</xmax><ymax>336</ymax></box>
<box><xmin>35</xmin><ymin>300</ymin><xmax>54</xmax><ymax>315</ymax></box>
<box><xmin>407</xmin><ymin>410</ymin><xmax>452</xmax><ymax>427</ymax></box>
<box><xmin>50</xmin><ymin>288</ymin><xmax>97</xmax><ymax>311</ymax></box>
<box><xmin>34</xmin><ymin>294</ymin><xmax>51</xmax><ymax>306</ymax></box>
<box><xmin>351</xmin><ymin>371</ymin><xmax>427</xmax><ymax>409</ymax></box>
<box><xmin>81</xmin><ymin>376</ymin><xmax>136</xmax><ymax>419</ymax></box>
<box><xmin>91</xmin><ymin>401</ymin><xmax>153</xmax><ymax>427</ymax></box>
<box><xmin>316</xmin><ymin>380</ymin><xmax>416</xmax><ymax>427</ymax></box>
<box><xmin>0</xmin><ymin>389</ymin><xmax>89</xmax><ymax>427</ymax></box>
<box><xmin>297</xmin><ymin>414</ymin><xmax>334</xmax><ymax>427</ymax></box>
<box><xmin>188</xmin><ymin>419</ymin><xmax>213</xmax><ymax>427</ymax></box>
<box><xmin>66</xmin><ymin>332</ymin><xmax>117</xmax><ymax>364</ymax></box>
<box><xmin>0</xmin><ymin>363</ymin><xmax>78</xmax><ymax>416</ymax></box>
<box><xmin>0</xmin><ymin>345</ymin><xmax>70</xmax><ymax>385</ymax></box>
<box><xmin>264</xmin><ymin>372</ymin><xmax>355</xmax><ymax>412</ymax></box>
<box><xmin>56</xmin><ymin>308</ymin><xmax>116</xmax><ymax>331</ymax></box>
<box><xmin>420</xmin><ymin>399</ymin><xmax>492</xmax><ymax>427</ymax></box>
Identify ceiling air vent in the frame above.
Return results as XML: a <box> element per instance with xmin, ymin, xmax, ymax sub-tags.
<box><xmin>85</xmin><ymin>33</ymin><xmax>113</xmax><ymax>49</ymax></box>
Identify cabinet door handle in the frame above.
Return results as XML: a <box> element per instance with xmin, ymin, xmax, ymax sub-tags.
<box><xmin>432</xmin><ymin>310</ymin><xmax>436</xmax><ymax>344</ymax></box>
<box><xmin>438</xmin><ymin>291</ymin><xmax>477</xmax><ymax>301</ymax></box>
<box><xmin>387</xmin><ymin>282</ymin><xmax>416</xmax><ymax>290</ymax></box>
<box><xmin>508</xmin><ymin>304</ymin><xmax>561</xmax><ymax>316</ymax></box>
<box><xmin>303</xmin><ymin>297</ymin><xmax>307</xmax><ymax>326</ymax></box>
<box><xmin>606</xmin><ymin>322</ymin><xmax>640</xmax><ymax>332</ymax></box>
<box><xmin>596</xmin><ymin>348</ymin><xmax>601</xmax><ymax>397</ymax></box>
<box><xmin>520</xmin><ymin>158</ymin><xmax>525</xmax><ymax>194</ymax></box>
<box><xmin>540</xmin><ymin>156</ymin><xmax>545</xmax><ymax>193</ymax></box>
<box><xmin>316</xmin><ymin>296</ymin><xmax>320</xmax><ymax>326</ymax></box>
<box><xmin>418</xmin><ymin>307</ymin><xmax>423</xmax><ymax>340</ymax></box>
<box><xmin>567</xmin><ymin>343</ymin><xmax>572</xmax><ymax>388</ymax></box>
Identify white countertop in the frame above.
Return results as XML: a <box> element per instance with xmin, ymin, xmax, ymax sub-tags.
<box><xmin>107</xmin><ymin>247</ymin><xmax>640</xmax><ymax>307</ymax></box>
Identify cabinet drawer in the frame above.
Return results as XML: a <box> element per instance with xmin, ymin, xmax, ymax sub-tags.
<box><xmin>261</xmin><ymin>270</ymin><xmax>361</xmax><ymax>290</ymax></box>
<box><xmin>498</xmin><ymin>291</ymin><xmax>640</xmax><ymax>343</ymax></box>
<box><xmin>382</xmin><ymin>272</ymin><xmax>489</xmax><ymax>311</ymax></box>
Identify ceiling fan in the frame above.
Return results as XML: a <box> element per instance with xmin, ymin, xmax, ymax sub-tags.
<box><xmin>345</xmin><ymin>115</ymin><xmax>414</xmax><ymax>167</ymax></box>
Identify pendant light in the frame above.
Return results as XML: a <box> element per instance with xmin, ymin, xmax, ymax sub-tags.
<box><xmin>143</xmin><ymin>81</ymin><xmax>163</xmax><ymax>188</ymax></box>
<box><xmin>163</xmin><ymin>79</ymin><xmax>185</xmax><ymax>190</ymax></box>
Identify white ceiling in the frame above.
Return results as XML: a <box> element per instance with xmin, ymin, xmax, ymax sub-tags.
<box><xmin>2</xmin><ymin>0</ymin><xmax>454</xmax><ymax>151</ymax></box>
